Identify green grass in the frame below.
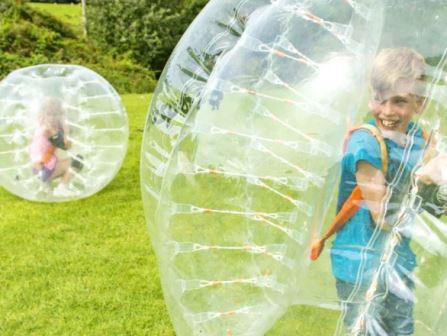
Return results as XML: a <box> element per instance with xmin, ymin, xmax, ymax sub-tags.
<box><xmin>1</xmin><ymin>95</ymin><xmax>446</xmax><ymax>334</ymax></box>
<box><xmin>0</xmin><ymin>94</ymin><xmax>174</xmax><ymax>336</ymax></box>
<box><xmin>0</xmin><ymin>93</ymin><xmax>339</xmax><ymax>335</ymax></box>
<box><xmin>5</xmin><ymin>4</ymin><xmax>447</xmax><ymax>334</ymax></box>
<box><xmin>29</xmin><ymin>2</ymin><xmax>83</xmax><ymax>35</ymax></box>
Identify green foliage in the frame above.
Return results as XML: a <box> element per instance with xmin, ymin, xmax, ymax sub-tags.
<box><xmin>30</xmin><ymin>0</ymin><xmax>80</xmax><ymax>3</ymax></box>
<box><xmin>149</xmin><ymin>79</ymin><xmax>193</xmax><ymax>127</ymax></box>
<box><xmin>87</xmin><ymin>0</ymin><xmax>209</xmax><ymax>74</ymax></box>
<box><xmin>0</xmin><ymin>1</ymin><xmax>156</xmax><ymax>93</ymax></box>
<box><xmin>150</xmin><ymin>5</ymin><xmax>246</xmax><ymax>125</ymax></box>
<box><xmin>0</xmin><ymin>52</ymin><xmax>48</xmax><ymax>77</ymax></box>
<box><xmin>0</xmin><ymin>20</ymin><xmax>61</xmax><ymax>57</ymax></box>
<box><xmin>215</xmin><ymin>7</ymin><xmax>247</xmax><ymax>38</ymax></box>
<box><xmin>90</xmin><ymin>59</ymin><xmax>156</xmax><ymax>94</ymax></box>
<box><xmin>1</xmin><ymin>0</ymin><xmax>76</xmax><ymax>38</ymax></box>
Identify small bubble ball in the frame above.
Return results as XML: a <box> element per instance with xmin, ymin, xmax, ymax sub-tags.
<box><xmin>0</xmin><ymin>64</ymin><xmax>128</xmax><ymax>202</ymax></box>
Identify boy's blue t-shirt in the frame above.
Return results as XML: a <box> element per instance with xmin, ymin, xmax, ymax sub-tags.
<box><xmin>331</xmin><ymin>121</ymin><xmax>426</xmax><ymax>285</ymax></box>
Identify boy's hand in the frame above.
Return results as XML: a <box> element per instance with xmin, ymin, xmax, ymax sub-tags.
<box><xmin>416</xmin><ymin>154</ymin><xmax>447</xmax><ymax>185</ymax></box>
<box><xmin>310</xmin><ymin>239</ymin><xmax>325</xmax><ymax>261</ymax></box>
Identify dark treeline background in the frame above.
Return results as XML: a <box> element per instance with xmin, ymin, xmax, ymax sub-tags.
<box><xmin>30</xmin><ymin>0</ymin><xmax>81</xmax><ymax>3</ymax></box>
<box><xmin>87</xmin><ymin>0</ymin><xmax>208</xmax><ymax>74</ymax></box>
<box><xmin>0</xmin><ymin>0</ymin><xmax>209</xmax><ymax>92</ymax></box>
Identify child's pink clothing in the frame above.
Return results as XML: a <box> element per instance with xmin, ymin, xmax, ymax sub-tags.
<box><xmin>29</xmin><ymin>127</ymin><xmax>57</xmax><ymax>170</ymax></box>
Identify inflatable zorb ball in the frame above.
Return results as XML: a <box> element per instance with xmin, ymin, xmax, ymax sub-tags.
<box><xmin>0</xmin><ymin>65</ymin><xmax>128</xmax><ymax>202</ymax></box>
<box><xmin>141</xmin><ymin>0</ymin><xmax>383</xmax><ymax>335</ymax></box>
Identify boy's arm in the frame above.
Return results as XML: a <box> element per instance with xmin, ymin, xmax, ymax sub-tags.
<box><xmin>356</xmin><ymin>161</ymin><xmax>391</xmax><ymax>230</ymax></box>
<box><xmin>310</xmin><ymin>130</ymin><xmax>384</xmax><ymax>260</ymax></box>
<box><xmin>310</xmin><ymin>161</ymin><xmax>387</xmax><ymax>260</ymax></box>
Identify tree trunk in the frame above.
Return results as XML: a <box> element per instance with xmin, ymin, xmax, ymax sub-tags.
<box><xmin>81</xmin><ymin>0</ymin><xmax>87</xmax><ymax>38</ymax></box>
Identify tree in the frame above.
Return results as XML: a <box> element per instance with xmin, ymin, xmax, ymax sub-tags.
<box><xmin>81</xmin><ymin>0</ymin><xmax>86</xmax><ymax>37</ymax></box>
<box><xmin>86</xmin><ymin>0</ymin><xmax>208</xmax><ymax>74</ymax></box>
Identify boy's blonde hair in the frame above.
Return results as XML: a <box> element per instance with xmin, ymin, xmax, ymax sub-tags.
<box><xmin>38</xmin><ymin>97</ymin><xmax>66</xmax><ymax>129</ymax></box>
<box><xmin>370</xmin><ymin>47</ymin><xmax>426</xmax><ymax>100</ymax></box>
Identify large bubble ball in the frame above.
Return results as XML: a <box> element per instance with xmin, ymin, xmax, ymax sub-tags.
<box><xmin>0</xmin><ymin>64</ymin><xmax>128</xmax><ymax>202</ymax></box>
<box><xmin>143</xmin><ymin>0</ymin><xmax>447</xmax><ymax>335</ymax></box>
<box><xmin>141</xmin><ymin>0</ymin><xmax>384</xmax><ymax>335</ymax></box>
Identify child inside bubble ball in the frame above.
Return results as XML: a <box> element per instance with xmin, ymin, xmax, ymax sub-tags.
<box><xmin>325</xmin><ymin>48</ymin><xmax>447</xmax><ymax>335</ymax></box>
<box><xmin>29</xmin><ymin>97</ymin><xmax>83</xmax><ymax>196</ymax></box>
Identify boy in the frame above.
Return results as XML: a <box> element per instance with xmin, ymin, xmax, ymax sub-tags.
<box><xmin>330</xmin><ymin>48</ymin><xmax>446</xmax><ymax>335</ymax></box>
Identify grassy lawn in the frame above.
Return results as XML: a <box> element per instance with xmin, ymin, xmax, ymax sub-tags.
<box><xmin>0</xmin><ymin>93</ymin><xmax>339</xmax><ymax>335</ymax></box>
<box><xmin>0</xmin><ymin>94</ymin><xmax>174</xmax><ymax>336</ymax></box>
<box><xmin>2</xmin><ymin>93</ymin><xmax>445</xmax><ymax>335</ymax></box>
<box><xmin>29</xmin><ymin>2</ymin><xmax>83</xmax><ymax>35</ymax></box>
<box><xmin>6</xmin><ymin>3</ymin><xmax>447</xmax><ymax>336</ymax></box>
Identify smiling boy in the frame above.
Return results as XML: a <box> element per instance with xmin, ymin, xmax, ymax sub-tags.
<box><xmin>330</xmin><ymin>48</ymin><xmax>431</xmax><ymax>335</ymax></box>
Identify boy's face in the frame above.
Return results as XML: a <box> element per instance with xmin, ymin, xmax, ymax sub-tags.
<box><xmin>369</xmin><ymin>80</ymin><xmax>424</xmax><ymax>133</ymax></box>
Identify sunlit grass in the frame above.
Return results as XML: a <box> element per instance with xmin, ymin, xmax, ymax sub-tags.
<box><xmin>7</xmin><ymin>3</ymin><xmax>447</xmax><ymax>335</ymax></box>
<box><xmin>29</xmin><ymin>2</ymin><xmax>83</xmax><ymax>35</ymax></box>
<box><xmin>0</xmin><ymin>94</ymin><xmax>175</xmax><ymax>336</ymax></box>
<box><xmin>0</xmin><ymin>92</ymin><xmax>341</xmax><ymax>335</ymax></box>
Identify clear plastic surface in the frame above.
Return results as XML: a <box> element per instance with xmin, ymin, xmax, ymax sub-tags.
<box><xmin>142</xmin><ymin>0</ymin><xmax>383</xmax><ymax>335</ymax></box>
<box><xmin>142</xmin><ymin>0</ymin><xmax>447</xmax><ymax>335</ymax></box>
<box><xmin>0</xmin><ymin>65</ymin><xmax>128</xmax><ymax>202</ymax></box>
<box><xmin>141</xmin><ymin>0</ymin><xmax>271</xmax><ymax>227</ymax></box>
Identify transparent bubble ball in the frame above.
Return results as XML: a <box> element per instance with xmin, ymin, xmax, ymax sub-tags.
<box><xmin>0</xmin><ymin>64</ymin><xmax>128</xmax><ymax>202</ymax></box>
<box><xmin>141</xmin><ymin>0</ymin><xmax>385</xmax><ymax>335</ymax></box>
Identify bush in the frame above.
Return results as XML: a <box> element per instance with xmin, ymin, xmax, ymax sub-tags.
<box><xmin>90</xmin><ymin>60</ymin><xmax>156</xmax><ymax>94</ymax></box>
<box><xmin>0</xmin><ymin>52</ymin><xmax>49</xmax><ymax>76</ymax></box>
<box><xmin>0</xmin><ymin>1</ymin><xmax>75</xmax><ymax>38</ymax></box>
<box><xmin>62</xmin><ymin>40</ymin><xmax>156</xmax><ymax>93</ymax></box>
<box><xmin>30</xmin><ymin>1</ymin><xmax>80</xmax><ymax>3</ymax></box>
<box><xmin>87</xmin><ymin>0</ymin><xmax>208</xmax><ymax>75</ymax></box>
<box><xmin>0</xmin><ymin>1</ymin><xmax>156</xmax><ymax>94</ymax></box>
<box><xmin>0</xmin><ymin>20</ymin><xmax>61</xmax><ymax>57</ymax></box>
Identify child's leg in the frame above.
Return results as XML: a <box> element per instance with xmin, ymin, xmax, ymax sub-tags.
<box><xmin>381</xmin><ymin>279</ymin><xmax>414</xmax><ymax>336</ymax></box>
<box><xmin>33</xmin><ymin>166</ymin><xmax>53</xmax><ymax>183</ymax></box>
<box><xmin>50</xmin><ymin>155</ymin><xmax>84</xmax><ymax>184</ymax></box>
<box><xmin>49</xmin><ymin>158</ymin><xmax>73</xmax><ymax>184</ymax></box>
<box><xmin>335</xmin><ymin>279</ymin><xmax>369</xmax><ymax>335</ymax></box>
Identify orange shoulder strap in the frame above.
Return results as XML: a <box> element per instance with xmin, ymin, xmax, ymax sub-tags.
<box><xmin>310</xmin><ymin>124</ymin><xmax>388</xmax><ymax>261</ymax></box>
<box><xmin>330</xmin><ymin>124</ymin><xmax>388</xmax><ymax>229</ymax></box>
<box><xmin>354</xmin><ymin>124</ymin><xmax>388</xmax><ymax>175</ymax></box>
<box><xmin>41</xmin><ymin>147</ymin><xmax>56</xmax><ymax>165</ymax></box>
<box><xmin>310</xmin><ymin>124</ymin><xmax>431</xmax><ymax>260</ymax></box>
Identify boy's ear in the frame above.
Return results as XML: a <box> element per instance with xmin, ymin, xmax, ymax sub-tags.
<box><xmin>368</xmin><ymin>99</ymin><xmax>380</xmax><ymax>112</ymax></box>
